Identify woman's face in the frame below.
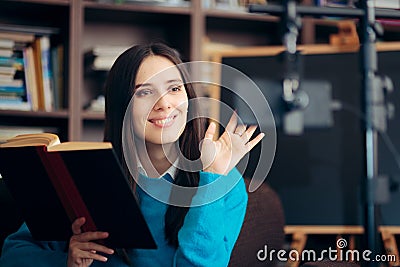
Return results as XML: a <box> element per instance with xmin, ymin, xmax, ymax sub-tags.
<box><xmin>132</xmin><ymin>55</ymin><xmax>188</xmax><ymax>145</ymax></box>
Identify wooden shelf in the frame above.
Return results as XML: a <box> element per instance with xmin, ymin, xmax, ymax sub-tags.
<box><xmin>84</xmin><ymin>5</ymin><xmax>191</xmax><ymax>24</ymax></box>
<box><xmin>82</xmin><ymin>111</ymin><xmax>105</xmax><ymax>121</ymax></box>
<box><xmin>204</xmin><ymin>9</ymin><xmax>279</xmax><ymax>22</ymax></box>
<box><xmin>0</xmin><ymin>110</ymin><xmax>69</xmax><ymax>119</ymax></box>
<box><xmin>8</xmin><ymin>0</ymin><xmax>70</xmax><ymax>5</ymax></box>
<box><xmin>84</xmin><ymin>1</ymin><xmax>191</xmax><ymax>15</ymax></box>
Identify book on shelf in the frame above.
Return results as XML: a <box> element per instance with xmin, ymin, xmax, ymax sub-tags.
<box><xmin>0</xmin><ymin>50</ymin><xmax>31</xmax><ymax>111</ymax></box>
<box><xmin>51</xmin><ymin>45</ymin><xmax>64</xmax><ymax>110</ymax></box>
<box><xmin>0</xmin><ymin>79</ymin><xmax>23</xmax><ymax>88</ymax></box>
<box><xmin>0</xmin><ymin>133</ymin><xmax>156</xmax><ymax>249</ymax></box>
<box><xmin>0</xmin><ymin>80</ymin><xmax>30</xmax><ymax>110</ymax></box>
<box><xmin>85</xmin><ymin>45</ymin><xmax>130</xmax><ymax>71</ymax></box>
<box><xmin>0</xmin><ymin>86</ymin><xmax>24</xmax><ymax>94</ymax></box>
<box><xmin>0</xmin><ymin>73</ymin><xmax>14</xmax><ymax>82</ymax></box>
<box><xmin>0</xmin><ymin>99</ymin><xmax>31</xmax><ymax>111</ymax></box>
<box><xmin>93</xmin><ymin>56</ymin><xmax>118</xmax><ymax>71</ymax></box>
<box><xmin>91</xmin><ymin>45</ymin><xmax>130</xmax><ymax>57</ymax></box>
<box><xmin>0</xmin><ymin>48</ymin><xmax>13</xmax><ymax>57</ymax></box>
<box><xmin>0</xmin><ymin>66</ymin><xmax>16</xmax><ymax>76</ymax></box>
<box><xmin>0</xmin><ymin>24</ymin><xmax>59</xmax><ymax>36</ymax></box>
<box><xmin>375</xmin><ymin>0</ymin><xmax>400</xmax><ymax>9</ymax></box>
<box><xmin>0</xmin><ymin>24</ymin><xmax>63</xmax><ymax>112</ymax></box>
<box><xmin>0</xmin><ymin>31</ymin><xmax>35</xmax><ymax>43</ymax></box>
<box><xmin>0</xmin><ymin>56</ymin><xmax>24</xmax><ymax>69</ymax></box>
<box><xmin>314</xmin><ymin>0</ymin><xmax>400</xmax><ymax>9</ymax></box>
<box><xmin>0</xmin><ymin>39</ymin><xmax>14</xmax><ymax>49</ymax></box>
<box><xmin>23</xmin><ymin>46</ymin><xmax>39</xmax><ymax>111</ymax></box>
<box><xmin>86</xmin><ymin>95</ymin><xmax>105</xmax><ymax>113</ymax></box>
<box><xmin>105</xmin><ymin>0</ymin><xmax>191</xmax><ymax>7</ymax></box>
<box><xmin>32</xmin><ymin>36</ymin><xmax>54</xmax><ymax>111</ymax></box>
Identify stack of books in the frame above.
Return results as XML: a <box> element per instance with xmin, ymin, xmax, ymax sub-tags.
<box><xmin>0</xmin><ymin>31</ymin><xmax>34</xmax><ymax>111</ymax></box>
<box><xmin>0</xmin><ymin>25</ymin><xmax>64</xmax><ymax>112</ymax></box>
<box><xmin>86</xmin><ymin>45</ymin><xmax>131</xmax><ymax>71</ymax></box>
<box><xmin>314</xmin><ymin>0</ymin><xmax>399</xmax><ymax>9</ymax></box>
<box><xmin>375</xmin><ymin>0</ymin><xmax>400</xmax><ymax>9</ymax></box>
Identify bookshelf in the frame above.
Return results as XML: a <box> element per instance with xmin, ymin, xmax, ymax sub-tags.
<box><xmin>0</xmin><ymin>0</ymin><xmax>399</xmax><ymax>142</ymax></box>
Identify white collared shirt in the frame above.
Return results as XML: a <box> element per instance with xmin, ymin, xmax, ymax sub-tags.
<box><xmin>137</xmin><ymin>157</ymin><xmax>178</xmax><ymax>180</ymax></box>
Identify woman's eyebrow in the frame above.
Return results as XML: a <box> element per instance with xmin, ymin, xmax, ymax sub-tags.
<box><xmin>134</xmin><ymin>79</ymin><xmax>183</xmax><ymax>90</ymax></box>
<box><xmin>166</xmin><ymin>79</ymin><xmax>183</xmax><ymax>84</ymax></box>
<box><xmin>134</xmin><ymin>83</ymin><xmax>152</xmax><ymax>90</ymax></box>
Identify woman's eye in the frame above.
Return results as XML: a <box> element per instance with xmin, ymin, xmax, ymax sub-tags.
<box><xmin>135</xmin><ymin>89</ymin><xmax>152</xmax><ymax>97</ymax></box>
<box><xmin>170</xmin><ymin>85</ymin><xmax>183</xmax><ymax>92</ymax></box>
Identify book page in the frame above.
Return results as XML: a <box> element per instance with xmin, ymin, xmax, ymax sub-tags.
<box><xmin>0</xmin><ymin>133</ymin><xmax>60</xmax><ymax>148</ymax></box>
<box><xmin>48</xmin><ymin>142</ymin><xmax>112</xmax><ymax>152</ymax></box>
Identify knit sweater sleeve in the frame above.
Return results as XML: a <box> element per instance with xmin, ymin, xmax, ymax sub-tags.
<box><xmin>0</xmin><ymin>223</ymin><xmax>68</xmax><ymax>267</ymax></box>
<box><xmin>173</xmin><ymin>168</ymin><xmax>248</xmax><ymax>267</ymax></box>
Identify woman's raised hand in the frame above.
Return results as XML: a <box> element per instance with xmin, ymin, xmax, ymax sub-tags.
<box><xmin>200</xmin><ymin>112</ymin><xmax>265</xmax><ymax>175</ymax></box>
<box><xmin>67</xmin><ymin>217</ymin><xmax>114</xmax><ymax>267</ymax></box>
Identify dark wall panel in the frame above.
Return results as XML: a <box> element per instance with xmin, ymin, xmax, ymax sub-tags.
<box><xmin>221</xmin><ymin>49</ymin><xmax>400</xmax><ymax>226</ymax></box>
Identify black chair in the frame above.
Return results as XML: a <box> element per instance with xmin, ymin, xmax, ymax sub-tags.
<box><xmin>228</xmin><ymin>178</ymin><xmax>361</xmax><ymax>267</ymax></box>
<box><xmin>229</xmin><ymin>177</ymin><xmax>286</xmax><ymax>267</ymax></box>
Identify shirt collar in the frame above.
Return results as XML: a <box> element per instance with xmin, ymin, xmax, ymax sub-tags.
<box><xmin>136</xmin><ymin>154</ymin><xmax>178</xmax><ymax>179</ymax></box>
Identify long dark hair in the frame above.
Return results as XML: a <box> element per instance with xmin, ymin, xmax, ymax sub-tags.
<box><xmin>103</xmin><ymin>43</ymin><xmax>204</xmax><ymax>246</ymax></box>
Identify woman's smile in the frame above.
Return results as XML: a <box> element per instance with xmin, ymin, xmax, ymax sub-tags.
<box><xmin>148</xmin><ymin>114</ymin><xmax>178</xmax><ymax>128</ymax></box>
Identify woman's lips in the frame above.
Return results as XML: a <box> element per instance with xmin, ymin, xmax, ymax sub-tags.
<box><xmin>148</xmin><ymin>115</ymin><xmax>177</xmax><ymax>128</ymax></box>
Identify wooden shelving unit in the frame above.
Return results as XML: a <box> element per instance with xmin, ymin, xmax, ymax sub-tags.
<box><xmin>0</xmin><ymin>0</ymin><xmax>399</xmax><ymax>142</ymax></box>
<box><xmin>0</xmin><ymin>109</ymin><xmax>68</xmax><ymax>118</ymax></box>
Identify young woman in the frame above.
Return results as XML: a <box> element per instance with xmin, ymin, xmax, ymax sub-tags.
<box><xmin>0</xmin><ymin>43</ymin><xmax>264</xmax><ymax>267</ymax></box>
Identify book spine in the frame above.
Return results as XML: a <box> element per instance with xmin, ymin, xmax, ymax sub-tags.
<box><xmin>24</xmin><ymin>46</ymin><xmax>39</xmax><ymax>111</ymax></box>
<box><xmin>32</xmin><ymin>38</ymin><xmax>45</xmax><ymax>110</ymax></box>
<box><xmin>36</xmin><ymin>147</ymin><xmax>97</xmax><ymax>233</ymax></box>
<box><xmin>39</xmin><ymin>36</ymin><xmax>54</xmax><ymax>111</ymax></box>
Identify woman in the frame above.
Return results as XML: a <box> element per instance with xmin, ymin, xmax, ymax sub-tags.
<box><xmin>0</xmin><ymin>43</ymin><xmax>264</xmax><ymax>267</ymax></box>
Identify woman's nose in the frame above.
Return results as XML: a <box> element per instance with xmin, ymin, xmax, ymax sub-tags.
<box><xmin>153</xmin><ymin>94</ymin><xmax>172</xmax><ymax>110</ymax></box>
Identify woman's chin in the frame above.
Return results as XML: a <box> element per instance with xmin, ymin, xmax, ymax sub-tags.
<box><xmin>145</xmin><ymin>135</ymin><xmax>180</xmax><ymax>145</ymax></box>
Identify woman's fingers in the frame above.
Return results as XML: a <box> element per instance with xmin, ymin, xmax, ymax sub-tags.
<box><xmin>246</xmin><ymin>133</ymin><xmax>265</xmax><ymax>151</ymax></box>
<box><xmin>68</xmin><ymin>231</ymin><xmax>114</xmax><ymax>267</ymax></box>
<box><xmin>225</xmin><ymin>112</ymin><xmax>238</xmax><ymax>133</ymax></box>
<box><xmin>81</xmin><ymin>251</ymin><xmax>108</xmax><ymax>263</ymax></box>
<box><xmin>71</xmin><ymin>217</ymin><xmax>111</xmax><ymax>247</ymax></box>
<box><xmin>242</xmin><ymin>125</ymin><xmax>258</xmax><ymax>142</ymax></box>
<box><xmin>72</xmin><ymin>217</ymin><xmax>85</xmax><ymax>235</ymax></box>
<box><xmin>69</xmin><ymin>247</ymin><xmax>109</xmax><ymax>263</ymax></box>
<box><xmin>204</xmin><ymin>122</ymin><xmax>216</xmax><ymax>140</ymax></box>
<box><xmin>201</xmin><ymin>111</ymin><xmax>265</xmax><ymax>175</ymax></box>
<box><xmin>71</xmin><ymin>231</ymin><xmax>110</xmax><ymax>243</ymax></box>
<box><xmin>234</xmin><ymin>124</ymin><xmax>247</xmax><ymax>136</ymax></box>
<box><xmin>69</xmin><ymin>217</ymin><xmax>114</xmax><ymax>265</ymax></box>
<box><xmin>70</xmin><ymin>239</ymin><xmax>114</xmax><ymax>255</ymax></box>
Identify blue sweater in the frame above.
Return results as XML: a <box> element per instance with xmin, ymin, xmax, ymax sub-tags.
<box><xmin>0</xmin><ymin>169</ymin><xmax>247</xmax><ymax>267</ymax></box>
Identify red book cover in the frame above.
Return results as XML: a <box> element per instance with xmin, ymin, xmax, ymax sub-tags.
<box><xmin>0</xmin><ymin>133</ymin><xmax>156</xmax><ymax>249</ymax></box>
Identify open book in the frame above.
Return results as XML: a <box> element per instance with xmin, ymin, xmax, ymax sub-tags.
<box><xmin>0</xmin><ymin>133</ymin><xmax>156</xmax><ymax>249</ymax></box>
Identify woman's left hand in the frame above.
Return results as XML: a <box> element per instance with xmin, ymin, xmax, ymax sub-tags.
<box><xmin>200</xmin><ymin>112</ymin><xmax>265</xmax><ymax>175</ymax></box>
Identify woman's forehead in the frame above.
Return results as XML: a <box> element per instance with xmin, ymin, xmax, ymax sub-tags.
<box><xmin>136</xmin><ymin>56</ymin><xmax>182</xmax><ymax>84</ymax></box>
